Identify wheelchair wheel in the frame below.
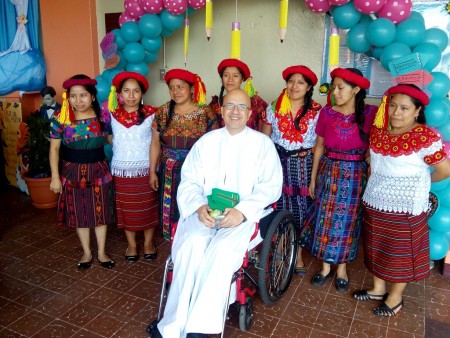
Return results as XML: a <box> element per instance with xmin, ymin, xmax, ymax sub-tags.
<box><xmin>257</xmin><ymin>210</ymin><xmax>297</xmax><ymax>305</ymax></box>
<box><xmin>238</xmin><ymin>296</ymin><xmax>253</xmax><ymax>332</ymax></box>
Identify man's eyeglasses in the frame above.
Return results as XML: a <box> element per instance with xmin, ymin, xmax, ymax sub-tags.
<box><xmin>222</xmin><ymin>103</ymin><xmax>250</xmax><ymax>112</ymax></box>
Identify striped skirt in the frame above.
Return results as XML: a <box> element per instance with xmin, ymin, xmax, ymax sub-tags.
<box><xmin>114</xmin><ymin>175</ymin><xmax>159</xmax><ymax>232</ymax></box>
<box><xmin>300</xmin><ymin>150</ymin><xmax>367</xmax><ymax>264</ymax></box>
<box><xmin>159</xmin><ymin>147</ymin><xmax>189</xmax><ymax>240</ymax></box>
<box><xmin>276</xmin><ymin>146</ymin><xmax>313</xmax><ymax>234</ymax></box>
<box><xmin>57</xmin><ymin>160</ymin><xmax>115</xmax><ymax>228</ymax></box>
<box><xmin>363</xmin><ymin>204</ymin><xmax>430</xmax><ymax>283</ymax></box>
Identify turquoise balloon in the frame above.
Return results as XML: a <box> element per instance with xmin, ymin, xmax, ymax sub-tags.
<box><xmin>408</xmin><ymin>11</ymin><xmax>425</xmax><ymax>24</ymax></box>
<box><xmin>432</xmin><ymin>177</ymin><xmax>450</xmax><ymax>192</ymax></box>
<box><xmin>413</xmin><ymin>43</ymin><xmax>442</xmax><ymax>71</ymax></box>
<box><xmin>424</xmin><ymin>28</ymin><xmax>449</xmax><ymax>52</ymax></box>
<box><xmin>427</xmin><ymin>72</ymin><xmax>450</xmax><ymax>99</ymax></box>
<box><xmin>347</xmin><ymin>22</ymin><xmax>371</xmax><ymax>53</ymax></box>
<box><xmin>123</xmin><ymin>42</ymin><xmax>145</xmax><ymax>63</ymax></box>
<box><xmin>116</xmin><ymin>50</ymin><xmax>127</xmax><ymax>68</ymax></box>
<box><xmin>429</xmin><ymin>230</ymin><xmax>450</xmax><ymax>260</ymax></box>
<box><xmin>112</xmin><ymin>29</ymin><xmax>126</xmax><ymax>49</ymax></box>
<box><xmin>366</xmin><ymin>18</ymin><xmax>396</xmax><ymax>47</ymax></box>
<box><xmin>141</xmin><ymin>36</ymin><xmax>162</xmax><ymax>53</ymax></box>
<box><xmin>161</xmin><ymin>26</ymin><xmax>173</xmax><ymax>37</ymax></box>
<box><xmin>120</xmin><ymin>21</ymin><xmax>142</xmax><ymax>43</ymax></box>
<box><xmin>429</xmin><ymin>206</ymin><xmax>450</xmax><ymax>233</ymax></box>
<box><xmin>330</xmin><ymin>2</ymin><xmax>362</xmax><ymax>30</ymax></box>
<box><xmin>95</xmin><ymin>79</ymin><xmax>110</xmax><ymax>103</ymax></box>
<box><xmin>372</xmin><ymin>47</ymin><xmax>384</xmax><ymax>60</ymax></box>
<box><xmin>101</xmin><ymin>69</ymin><xmax>114</xmax><ymax>83</ymax></box>
<box><xmin>160</xmin><ymin>9</ymin><xmax>183</xmax><ymax>31</ymax></box>
<box><xmin>144</xmin><ymin>51</ymin><xmax>158</xmax><ymax>64</ymax></box>
<box><xmin>126</xmin><ymin>62</ymin><xmax>149</xmax><ymax>76</ymax></box>
<box><xmin>436</xmin><ymin>185</ymin><xmax>450</xmax><ymax>208</ymax></box>
<box><xmin>425</xmin><ymin>98</ymin><xmax>449</xmax><ymax>128</ymax></box>
<box><xmin>438</xmin><ymin>119</ymin><xmax>450</xmax><ymax>142</ymax></box>
<box><xmin>380</xmin><ymin>42</ymin><xmax>411</xmax><ymax>71</ymax></box>
<box><xmin>138</xmin><ymin>14</ymin><xmax>163</xmax><ymax>38</ymax></box>
<box><xmin>187</xmin><ymin>6</ymin><xmax>196</xmax><ymax>15</ymax></box>
<box><xmin>394</xmin><ymin>18</ymin><xmax>426</xmax><ymax>48</ymax></box>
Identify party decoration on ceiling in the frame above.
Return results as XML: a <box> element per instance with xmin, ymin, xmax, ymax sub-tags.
<box><xmin>231</xmin><ymin>21</ymin><xmax>241</xmax><ymax>59</ymax></box>
<box><xmin>328</xmin><ymin>26</ymin><xmax>339</xmax><ymax>68</ymax></box>
<box><xmin>279</xmin><ymin>0</ymin><xmax>289</xmax><ymax>42</ymax></box>
<box><xmin>205</xmin><ymin>0</ymin><xmax>213</xmax><ymax>40</ymax></box>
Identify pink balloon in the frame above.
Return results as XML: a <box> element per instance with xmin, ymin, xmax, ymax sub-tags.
<box><xmin>353</xmin><ymin>0</ymin><xmax>386</xmax><ymax>14</ymax></box>
<box><xmin>188</xmin><ymin>0</ymin><xmax>206</xmax><ymax>9</ymax></box>
<box><xmin>378</xmin><ymin>0</ymin><xmax>412</xmax><ymax>24</ymax></box>
<box><xmin>305</xmin><ymin>0</ymin><xmax>330</xmax><ymax>13</ymax></box>
<box><xmin>124</xmin><ymin>0</ymin><xmax>145</xmax><ymax>19</ymax></box>
<box><xmin>140</xmin><ymin>0</ymin><xmax>164</xmax><ymax>14</ymax></box>
<box><xmin>329</xmin><ymin>0</ymin><xmax>350</xmax><ymax>6</ymax></box>
<box><xmin>119</xmin><ymin>12</ymin><xmax>138</xmax><ymax>27</ymax></box>
<box><xmin>444</xmin><ymin>141</ymin><xmax>450</xmax><ymax>159</ymax></box>
<box><xmin>163</xmin><ymin>0</ymin><xmax>188</xmax><ymax>15</ymax></box>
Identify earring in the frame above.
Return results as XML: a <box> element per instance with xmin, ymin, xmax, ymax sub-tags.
<box><xmin>141</xmin><ymin>98</ymin><xmax>144</xmax><ymax>105</ymax></box>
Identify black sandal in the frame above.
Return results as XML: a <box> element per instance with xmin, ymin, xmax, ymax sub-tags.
<box><xmin>373</xmin><ymin>300</ymin><xmax>404</xmax><ymax>317</ymax></box>
<box><xmin>353</xmin><ymin>290</ymin><xmax>388</xmax><ymax>301</ymax></box>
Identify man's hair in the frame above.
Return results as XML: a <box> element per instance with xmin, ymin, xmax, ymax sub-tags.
<box><xmin>40</xmin><ymin>86</ymin><xmax>56</xmax><ymax>98</ymax></box>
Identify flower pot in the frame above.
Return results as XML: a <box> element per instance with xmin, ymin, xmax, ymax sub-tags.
<box><xmin>24</xmin><ymin>176</ymin><xmax>58</xmax><ymax>209</ymax></box>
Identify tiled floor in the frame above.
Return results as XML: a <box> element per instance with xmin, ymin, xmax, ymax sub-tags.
<box><xmin>1</xmin><ymin>186</ymin><xmax>449</xmax><ymax>338</ymax></box>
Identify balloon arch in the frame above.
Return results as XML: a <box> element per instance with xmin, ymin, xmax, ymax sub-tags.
<box><xmin>96</xmin><ymin>0</ymin><xmax>450</xmax><ymax>260</ymax></box>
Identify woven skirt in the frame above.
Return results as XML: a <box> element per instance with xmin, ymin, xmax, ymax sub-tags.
<box><xmin>276</xmin><ymin>146</ymin><xmax>313</xmax><ymax>234</ymax></box>
<box><xmin>300</xmin><ymin>151</ymin><xmax>367</xmax><ymax>264</ymax></box>
<box><xmin>57</xmin><ymin>160</ymin><xmax>115</xmax><ymax>228</ymax></box>
<box><xmin>114</xmin><ymin>175</ymin><xmax>159</xmax><ymax>232</ymax></box>
<box><xmin>363</xmin><ymin>204</ymin><xmax>430</xmax><ymax>283</ymax></box>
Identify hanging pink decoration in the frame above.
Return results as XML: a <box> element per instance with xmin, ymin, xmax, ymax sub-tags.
<box><xmin>353</xmin><ymin>0</ymin><xmax>386</xmax><ymax>14</ymax></box>
<box><xmin>124</xmin><ymin>0</ymin><xmax>145</xmax><ymax>18</ymax></box>
<box><xmin>119</xmin><ymin>12</ymin><xmax>138</xmax><ymax>26</ymax></box>
<box><xmin>329</xmin><ymin>0</ymin><xmax>350</xmax><ymax>6</ymax></box>
<box><xmin>163</xmin><ymin>0</ymin><xmax>189</xmax><ymax>15</ymax></box>
<box><xmin>141</xmin><ymin>0</ymin><xmax>164</xmax><ymax>14</ymax></box>
<box><xmin>305</xmin><ymin>0</ymin><xmax>330</xmax><ymax>13</ymax></box>
<box><xmin>188</xmin><ymin>0</ymin><xmax>206</xmax><ymax>10</ymax></box>
<box><xmin>378</xmin><ymin>0</ymin><xmax>412</xmax><ymax>24</ymax></box>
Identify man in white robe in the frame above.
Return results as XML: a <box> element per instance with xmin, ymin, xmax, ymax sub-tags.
<box><xmin>153</xmin><ymin>89</ymin><xmax>282</xmax><ymax>338</ymax></box>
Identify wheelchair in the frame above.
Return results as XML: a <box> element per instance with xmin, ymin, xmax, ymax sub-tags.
<box><xmin>147</xmin><ymin>208</ymin><xmax>298</xmax><ymax>336</ymax></box>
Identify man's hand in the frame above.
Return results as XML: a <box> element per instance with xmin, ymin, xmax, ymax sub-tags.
<box><xmin>197</xmin><ymin>204</ymin><xmax>215</xmax><ymax>228</ymax></box>
<box><xmin>219</xmin><ymin>208</ymin><xmax>246</xmax><ymax>228</ymax></box>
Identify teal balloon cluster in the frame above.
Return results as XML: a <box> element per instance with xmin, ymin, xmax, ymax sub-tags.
<box><xmin>95</xmin><ymin>8</ymin><xmax>194</xmax><ymax>103</ymax></box>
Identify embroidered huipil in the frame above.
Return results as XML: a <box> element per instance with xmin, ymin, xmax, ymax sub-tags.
<box><xmin>263</xmin><ymin>101</ymin><xmax>321</xmax><ymax>150</ymax></box>
<box><xmin>363</xmin><ymin>125</ymin><xmax>447</xmax><ymax>215</ymax></box>
<box><xmin>110</xmin><ymin>106</ymin><xmax>157</xmax><ymax>177</ymax></box>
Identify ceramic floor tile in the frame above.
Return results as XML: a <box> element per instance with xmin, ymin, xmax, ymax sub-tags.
<box><xmin>348</xmin><ymin>319</ymin><xmax>387</xmax><ymax>338</ymax></box>
<box><xmin>59</xmin><ymin>302</ymin><xmax>105</xmax><ymax>328</ymax></box>
<box><xmin>34</xmin><ymin>319</ymin><xmax>80</xmax><ymax>338</ymax></box>
<box><xmin>14</xmin><ymin>286</ymin><xmax>57</xmax><ymax>309</ymax></box>
<box><xmin>320</xmin><ymin>293</ymin><xmax>357</xmax><ymax>318</ymax></box>
<box><xmin>0</xmin><ymin>302</ymin><xmax>31</xmax><ymax>327</ymax></box>
<box><xmin>83</xmin><ymin>310</ymin><xmax>128</xmax><ymax>337</ymax></box>
<box><xmin>34</xmin><ymin>293</ymin><xmax>79</xmax><ymax>318</ymax></box>
<box><xmin>6</xmin><ymin>310</ymin><xmax>54</xmax><ymax>337</ymax></box>
<box><xmin>313</xmin><ymin>311</ymin><xmax>353</xmax><ymax>336</ymax></box>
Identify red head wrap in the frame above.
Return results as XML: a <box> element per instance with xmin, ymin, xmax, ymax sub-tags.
<box><xmin>217</xmin><ymin>58</ymin><xmax>251</xmax><ymax>81</ymax></box>
<box><xmin>387</xmin><ymin>84</ymin><xmax>430</xmax><ymax>106</ymax></box>
<box><xmin>164</xmin><ymin>68</ymin><xmax>206</xmax><ymax>105</ymax></box>
<box><xmin>112</xmin><ymin>71</ymin><xmax>149</xmax><ymax>93</ymax></box>
<box><xmin>282</xmin><ymin>65</ymin><xmax>318</xmax><ymax>86</ymax></box>
<box><xmin>330</xmin><ymin>68</ymin><xmax>370</xmax><ymax>89</ymax></box>
<box><xmin>62</xmin><ymin>77</ymin><xmax>97</xmax><ymax>90</ymax></box>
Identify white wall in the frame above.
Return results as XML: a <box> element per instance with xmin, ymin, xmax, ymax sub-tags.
<box><xmin>96</xmin><ymin>0</ymin><xmax>329</xmax><ymax>106</ymax></box>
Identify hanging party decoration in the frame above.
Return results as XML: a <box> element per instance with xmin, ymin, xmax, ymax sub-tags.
<box><xmin>231</xmin><ymin>21</ymin><xmax>241</xmax><ymax>59</ymax></box>
<box><xmin>141</xmin><ymin>0</ymin><xmax>164</xmax><ymax>14</ymax></box>
<box><xmin>353</xmin><ymin>0</ymin><xmax>386</xmax><ymax>14</ymax></box>
<box><xmin>205</xmin><ymin>0</ymin><xmax>213</xmax><ymax>40</ymax></box>
<box><xmin>330</xmin><ymin>2</ymin><xmax>361</xmax><ymax>30</ymax></box>
<box><xmin>184</xmin><ymin>17</ymin><xmax>189</xmax><ymax>65</ymax></box>
<box><xmin>163</xmin><ymin>0</ymin><xmax>189</xmax><ymax>15</ymax></box>
<box><xmin>378</xmin><ymin>0</ymin><xmax>412</xmax><ymax>24</ymax></box>
<box><xmin>328</xmin><ymin>27</ymin><xmax>340</xmax><ymax>68</ymax></box>
<box><xmin>189</xmin><ymin>0</ymin><xmax>206</xmax><ymax>10</ymax></box>
<box><xmin>279</xmin><ymin>0</ymin><xmax>289</xmax><ymax>42</ymax></box>
<box><xmin>124</xmin><ymin>0</ymin><xmax>145</xmax><ymax>18</ymax></box>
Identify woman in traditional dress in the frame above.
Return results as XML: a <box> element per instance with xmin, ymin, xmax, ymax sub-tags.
<box><xmin>262</xmin><ymin>65</ymin><xmax>322</xmax><ymax>276</ymax></box>
<box><xmin>300</xmin><ymin>68</ymin><xmax>376</xmax><ymax>291</ymax></box>
<box><xmin>108</xmin><ymin>72</ymin><xmax>159</xmax><ymax>262</ymax></box>
<box><xmin>209</xmin><ymin>58</ymin><xmax>267</xmax><ymax>131</ymax></box>
<box><xmin>354</xmin><ymin>84</ymin><xmax>450</xmax><ymax>317</ymax></box>
<box><xmin>49</xmin><ymin>74</ymin><xmax>115</xmax><ymax>270</ymax></box>
<box><xmin>149</xmin><ymin>69</ymin><xmax>219</xmax><ymax>240</ymax></box>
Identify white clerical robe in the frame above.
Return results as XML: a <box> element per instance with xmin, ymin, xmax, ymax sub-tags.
<box><xmin>157</xmin><ymin>127</ymin><xmax>282</xmax><ymax>337</ymax></box>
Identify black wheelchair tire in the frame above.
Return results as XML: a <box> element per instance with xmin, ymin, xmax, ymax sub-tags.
<box><xmin>238</xmin><ymin>296</ymin><xmax>253</xmax><ymax>332</ymax></box>
<box><xmin>257</xmin><ymin>210</ymin><xmax>297</xmax><ymax>305</ymax></box>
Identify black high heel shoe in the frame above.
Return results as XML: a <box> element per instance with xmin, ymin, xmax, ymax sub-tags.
<box><xmin>144</xmin><ymin>245</ymin><xmax>157</xmax><ymax>260</ymax></box>
<box><xmin>99</xmin><ymin>260</ymin><xmax>115</xmax><ymax>269</ymax></box>
<box><xmin>77</xmin><ymin>256</ymin><xmax>93</xmax><ymax>270</ymax></box>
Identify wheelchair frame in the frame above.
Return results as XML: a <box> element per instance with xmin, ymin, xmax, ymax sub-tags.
<box><xmin>147</xmin><ymin>209</ymin><xmax>298</xmax><ymax>336</ymax></box>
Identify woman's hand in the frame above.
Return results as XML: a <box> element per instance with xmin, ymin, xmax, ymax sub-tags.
<box><xmin>50</xmin><ymin>177</ymin><xmax>62</xmax><ymax>194</ymax></box>
<box><xmin>219</xmin><ymin>208</ymin><xmax>246</xmax><ymax>228</ymax></box>
<box><xmin>149</xmin><ymin>172</ymin><xmax>159</xmax><ymax>191</ymax></box>
<box><xmin>309</xmin><ymin>181</ymin><xmax>316</xmax><ymax>199</ymax></box>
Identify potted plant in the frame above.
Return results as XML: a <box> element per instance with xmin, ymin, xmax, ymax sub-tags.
<box><xmin>21</xmin><ymin>111</ymin><xmax>58</xmax><ymax>208</ymax></box>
